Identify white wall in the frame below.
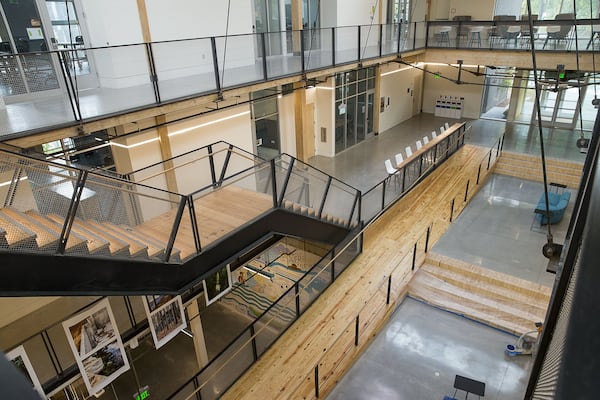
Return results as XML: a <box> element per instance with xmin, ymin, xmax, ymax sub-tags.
<box><xmin>321</xmin><ymin>0</ymin><xmax>337</xmax><ymax>28</ymax></box>
<box><xmin>421</xmin><ymin>65</ymin><xmax>485</xmax><ymax>119</ymax></box>
<box><xmin>336</xmin><ymin>0</ymin><xmax>381</xmax><ymax>26</ymax></box>
<box><xmin>145</xmin><ymin>0</ymin><xmax>254</xmax><ymax>40</ymax></box>
<box><xmin>315</xmin><ymin>80</ymin><xmax>335</xmax><ymax>157</ymax></box>
<box><xmin>278</xmin><ymin>93</ymin><xmax>297</xmax><ymax>157</ymax></box>
<box><xmin>429</xmin><ymin>0</ymin><xmax>495</xmax><ymax>20</ymax></box>
<box><xmin>379</xmin><ymin>65</ymin><xmax>424</xmax><ymax>132</ymax></box>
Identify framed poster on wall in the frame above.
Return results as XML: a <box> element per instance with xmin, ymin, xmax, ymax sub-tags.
<box><xmin>62</xmin><ymin>299</ymin><xmax>129</xmax><ymax>396</ymax></box>
<box><xmin>6</xmin><ymin>345</ymin><xmax>45</xmax><ymax>398</ymax></box>
<box><xmin>143</xmin><ymin>295</ymin><xmax>187</xmax><ymax>349</ymax></box>
<box><xmin>203</xmin><ymin>264</ymin><xmax>232</xmax><ymax>306</ymax></box>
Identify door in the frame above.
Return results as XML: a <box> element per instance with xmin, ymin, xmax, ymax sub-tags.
<box><xmin>0</xmin><ymin>0</ymin><xmax>61</xmax><ymax>97</ymax></box>
<box><xmin>254</xmin><ymin>0</ymin><xmax>282</xmax><ymax>57</ymax></box>
<box><xmin>39</xmin><ymin>0</ymin><xmax>97</xmax><ymax>89</ymax></box>
<box><xmin>531</xmin><ymin>85</ymin><xmax>585</xmax><ymax>130</ymax></box>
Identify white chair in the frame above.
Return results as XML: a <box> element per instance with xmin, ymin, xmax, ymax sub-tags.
<box><xmin>385</xmin><ymin>159</ymin><xmax>397</xmax><ymax>176</ymax></box>
<box><xmin>423</xmin><ymin>136</ymin><xmax>429</xmax><ymax>144</ymax></box>
<box><xmin>395</xmin><ymin>153</ymin><xmax>404</xmax><ymax>166</ymax></box>
<box><xmin>440</xmin><ymin>126</ymin><xmax>445</xmax><ymax>134</ymax></box>
<box><xmin>431</xmin><ymin>130</ymin><xmax>437</xmax><ymax>138</ymax></box>
<box><xmin>405</xmin><ymin>146</ymin><xmax>413</xmax><ymax>157</ymax></box>
<box><xmin>444</xmin><ymin>122</ymin><xmax>450</xmax><ymax>130</ymax></box>
<box><xmin>385</xmin><ymin>159</ymin><xmax>399</xmax><ymax>186</ymax></box>
<box><xmin>416</xmin><ymin>140</ymin><xmax>423</xmax><ymax>150</ymax></box>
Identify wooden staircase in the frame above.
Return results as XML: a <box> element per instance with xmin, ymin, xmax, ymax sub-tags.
<box><xmin>409</xmin><ymin>252</ymin><xmax>551</xmax><ymax>336</ymax></box>
<box><xmin>494</xmin><ymin>151</ymin><xmax>583</xmax><ymax>189</ymax></box>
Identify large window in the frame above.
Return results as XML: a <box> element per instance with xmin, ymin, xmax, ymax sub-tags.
<box><xmin>335</xmin><ymin>67</ymin><xmax>376</xmax><ymax>154</ymax></box>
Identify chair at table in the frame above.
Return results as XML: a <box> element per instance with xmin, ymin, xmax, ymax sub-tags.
<box><xmin>405</xmin><ymin>146</ymin><xmax>413</xmax><ymax>157</ymax></box>
<box><xmin>395</xmin><ymin>153</ymin><xmax>404</xmax><ymax>166</ymax></box>
<box><xmin>416</xmin><ymin>140</ymin><xmax>423</xmax><ymax>150</ymax></box>
<box><xmin>385</xmin><ymin>159</ymin><xmax>399</xmax><ymax>185</ymax></box>
<box><xmin>423</xmin><ymin>136</ymin><xmax>429</xmax><ymax>144</ymax></box>
<box><xmin>519</xmin><ymin>14</ymin><xmax>538</xmax><ymax>47</ymax></box>
<box><xmin>543</xmin><ymin>13</ymin><xmax>574</xmax><ymax>49</ymax></box>
<box><xmin>431</xmin><ymin>130</ymin><xmax>437</xmax><ymax>138</ymax></box>
<box><xmin>586</xmin><ymin>17</ymin><xmax>600</xmax><ymax>49</ymax></box>
<box><xmin>444</xmin><ymin>122</ymin><xmax>450</xmax><ymax>130</ymax></box>
<box><xmin>453</xmin><ymin>15</ymin><xmax>471</xmax><ymax>46</ymax></box>
<box><xmin>440</xmin><ymin>126</ymin><xmax>445</xmax><ymax>134</ymax></box>
<box><xmin>489</xmin><ymin>15</ymin><xmax>517</xmax><ymax>47</ymax></box>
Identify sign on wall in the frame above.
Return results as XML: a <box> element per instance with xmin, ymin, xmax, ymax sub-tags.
<box><xmin>203</xmin><ymin>264</ymin><xmax>232</xmax><ymax>306</ymax></box>
<box><xmin>62</xmin><ymin>299</ymin><xmax>129</xmax><ymax>396</ymax></box>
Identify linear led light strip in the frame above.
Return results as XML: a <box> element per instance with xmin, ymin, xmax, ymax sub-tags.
<box><xmin>0</xmin><ymin>176</ymin><xmax>27</xmax><ymax>187</ymax></box>
<box><xmin>110</xmin><ymin>111</ymin><xmax>251</xmax><ymax>149</ymax></box>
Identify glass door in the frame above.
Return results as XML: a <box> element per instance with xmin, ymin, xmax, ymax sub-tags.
<box><xmin>253</xmin><ymin>0</ymin><xmax>282</xmax><ymax>57</ymax></box>
<box><xmin>40</xmin><ymin>0</ymin><xmax>97</xmax><ymax>89</ymax></box>
<box><xmin>0</xmin><ymin>0</ymin><xmax>61</xmax><ymax>97</ymax></box>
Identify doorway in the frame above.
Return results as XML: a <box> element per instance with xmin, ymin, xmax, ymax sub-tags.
<box><xmin>252</xmin><ymin>88</ymin><xmax>281</xmax><ymax>160</ymax></box>
<box><xmin>334</xmin><ymin>67</ymin><xmax>376</xmax><ymax>153</ymax></box>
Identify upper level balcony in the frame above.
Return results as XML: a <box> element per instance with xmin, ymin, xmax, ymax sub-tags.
<box><xmin>0</xmin><ymin>17</ymin><xmax>597</xmax><ymax>141</ymax></box>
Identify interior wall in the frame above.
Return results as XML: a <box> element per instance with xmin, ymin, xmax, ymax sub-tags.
<box><xmin>145</xmin><ymin>0</ymin><xmax>254</xmax><ymax>40</ymax></box>
<box><xmin>449</xmin><ymin>0</ymin><xmax>495</xmax><ymax>20</ymax></box>
<box><xmin>315</xmin><ymin>80</ymin><xmax>335</xmax><ymax>157</ymax></box>
<box><xmin>336</xmin><ymin>0</ymin><xmax>381</xmax><ymax>26</ymax></box>
<box><xmin>379</xmin><ymin>65</ymin><xmax>424</xmax><ymax>132</ymax></box>
<box><xmin>321</xmin><ymin>0</ymin><xmax>337</xmax><ymax>28</ymax></box>
<box><xmin>278</xmin><ymin>93</ymin><xmax>297</xmax><ymax>157</ymax></box>
<box><xmin>421</xmin><ymin>65</ymin><xmax>485</xmax><ymax>119</ymax></box>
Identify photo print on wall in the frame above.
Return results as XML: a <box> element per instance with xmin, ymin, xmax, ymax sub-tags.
<box><xmin>203</xmin><ymin>264</ymin><xmax>232</xmax><ymax>305</ymax></box>
<box><xmin>62</xmin><ymin>299</ymin><xmax>129</xmax><ymax>396</ymax></box>
<box><xmin>6</xmin><ymin>345</ymin><xmax>45</xmax><ymax>398</ymax></box>
<box><xmin>143</xmin><ymin>295</ymin><xmax>187</xmax><ymax>349</ymax></box>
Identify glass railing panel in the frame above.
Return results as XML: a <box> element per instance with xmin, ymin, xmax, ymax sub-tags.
<box><xmin>277</xmin><ymin>159</ymin><xmax>328</xmax><ymax>213</ymax></box>
<box><xmin>304</xmin><ymin>28</ymin><xmax>333</xmax><ymax>71</ymax></box>
<box><xmin>336</xmin><ymin>26</ymin><xmax>359</xmax><ymax>64</ymax></box>
<box><xmin>383</xmin><ymin>173</ymin><xmax>402</xmax><ymax>208</ymax></box>
<box><xmin>361</xmin><ymin>184</ymin><xmax>384</xmax><ymax>223</ymax></box>
<box><xmin>168</xmin><ymin>382</ymin><xmax>197</xmax><ymax>400</ymax></box>
<box><xmin>190</xmin><ymin>165</ymin><xmax>274</xmax><ymax>248</ymax></box>
<box><xmin>414</xmin><ymin>21</ymin><xmax>427</xmax><ymax>49</ymax></box>
<box><xmin>360</xmin><ymin>25</ymin><xmax>380</xmax><ymax>59</ymax></box>
<box><xmin>166</xmin><ymin>147</ymin><xmax>213</xmax><ymax>195</ymax></box>
<box><xmin>216</xmin><ymin>34</ymin><xmax>263</xmax><ymax>89</ymax></box>
<box><xmin>333</xmin><ymin>231</ymin><xmax>361</xmax><ymax>279</ymax></box>
<box><xmin>382</xmin><ymin>24</ymin><xmax>399</xmax><ymax>55</ymax></box>
<box><xmin>0</xmin><ymin>52</ymin><xmax>75</xmax><ymax>136</ymax></box>
<box><xmin>254</xmin><ymin>288</ymin><xmax>296</xmax><ymax>356</ymax></box>
<box><xmin>152</xmin><ymin>38</ymin><xmax>217</xmax><ymax>101</ymax></box>
<box><xmin>76</xmin><ymin>174</ymin><xmax>183</xmax><ymax>261</ymax></box>
<box><xmin>196</xmin><ymin>329</ymin><xmax>255</xmax><ymax>400</ymax></box>
<box><xmin>298</xmin><ymin>254</ymin><xmax>331</xmax><ymax>314</ymax></box>
<box><xmin>266</xmin><ymin>30</ymin><xmax>303</xmax><ymax>78</ymax></box>
<box><xmin>78</xmin><ymin>45</ymin><xmax>156</xmax><ymax>120</ymax></box>
<box><xmin>399</xmin><ymin>22</ymin><xmax>413</xmax><ymax>52</ymax></box>
<box><xmin>320</xmin><ymin>181</ymin><xmax>358</xmax><ymax>225</ymax></box>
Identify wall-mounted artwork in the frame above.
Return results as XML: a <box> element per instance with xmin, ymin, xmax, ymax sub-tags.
<box><xmin>143</xmin><ymin>296</ymin><xmax>187</xmax><ymax>349</ymax></box>
<box><xmin>62</xmin><ymin>299</ymin><xmax>129</xmax><ymax>396</ymax></box>
<box><xmin>203</xmin><ymin>264</ymin><xmax>232</xmax><ymax>305</ymax></box>
<box><xmin>6</xmin><ymin>345</ymin><xmax>44</xmax><ymax>398</ymax></box>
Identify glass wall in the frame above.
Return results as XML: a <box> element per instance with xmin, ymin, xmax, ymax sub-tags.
<box><xmin>252</xmin><ymin>88</ymin><xmax>281</xmax><ymax>160</ymax></box>
<box><xmin>335</xmin><ymin>67</ymin><xmax>376</xmax><ymax>153</ymax></box>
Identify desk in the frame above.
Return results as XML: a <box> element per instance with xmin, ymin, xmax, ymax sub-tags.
<box><xmin>453</xmin><ymin>374</ymin><xmax>485</xmax><ymax>399</ymax></box>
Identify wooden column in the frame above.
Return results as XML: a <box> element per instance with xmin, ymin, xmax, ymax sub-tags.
<box><xmin>136</xmin><ymin>0</ymin><xmax>152</xmax><ymax>43</ymax></box>
<box><xmin>294</xmin><ymin>82</ymin><xmax>307</xmax><ymax>161</ymax></box>
<box><xmin>155</xmin><ymin>115</ymin><xmax>179</xmax><ymax>198</ymax></box>
<box><xmin>291</xmin><ymin>0</ymin><xmax>303</xmax><ymax>53</ymax></box>
<box><xmin>186</xmin><ymin>299</ymin><xmax>209</xmax><ymax>369</ymax></box>
<box><xmin>374</xmin><ymin>65</ymin><xmax>381</xmax><ymax>135</ymax></box>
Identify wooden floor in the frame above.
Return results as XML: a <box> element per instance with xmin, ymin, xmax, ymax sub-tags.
<box><xmin>221</xmin><ymin>144</ymin><xmax>500</xmax><ymax>400</ymax></box>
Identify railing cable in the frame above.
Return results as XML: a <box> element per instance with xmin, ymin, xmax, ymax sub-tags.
<box><xmin>220</xmin><ymin>0</ymin><xmax>233</xmax><ymax>95</ymax></box>
<box><xmin>360</xmin><ymin>0</ymin><xmax>381</xmax><ymax>60</ymax></box>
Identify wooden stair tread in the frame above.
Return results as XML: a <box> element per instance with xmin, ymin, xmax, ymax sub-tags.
<box><xmin>73</xmin><ymin>218</ymin><xmax>130</xmax><ymax>257</ymax></box>
<box><xmin>426</xmin><ymin>253</ymin><xmax>551</xmax><ymax>300</ymax></box>
<box><xmin>420</xmin><ymin>263</ymin><xmax>549</xmax><ymax>313</ymax></box>
<box><xmin>0</xmin><ymin>208</ymin><xmax>59</xmax><ymax>250</ymax></box>
<box><xmin>410</xmin><ymin>271</ymin><xmax>544</xmax><ymax>325</ymax></box>
<box><xmin>101</xmin><ymin>221</ymin><xmax>165</xmax><ymax>259</ymax></box>
<box><xmin>24</xmin><ymin>210</ymin><xmax>89</xmax><ymax>253</ymax></box>
<box><xmin>87</xmin><ymin>220</ymin><xmax>148</xmax><ymax>258</ymax></box>
<box><xmin>408</xmin><ymin>280</ymin><xmax>535</xmax><ymax>336</ymax></box>
<box><xmin>0</xmin><ymin>213</ymin><xmax>38</xmax><ymax>249</ymax></box>
<box><xmin>46</xmin><ymin>214</ymin><xmax>110</xmax><ymax>255</ymax></box>
<box><xmin>133</xmin><ymin>224</ymin><xmax>194</xmax><ymax>260</ymax></box>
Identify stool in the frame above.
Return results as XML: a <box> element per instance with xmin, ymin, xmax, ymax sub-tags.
<box><xmin>468</xmin><ymin>26</ymin><xmax>485</xmax><ymax>47</ymax></box>
<box><xmin>437</xmin><ymin>26</ymin><xmax>452</xmax><ymax>47</ymax></box>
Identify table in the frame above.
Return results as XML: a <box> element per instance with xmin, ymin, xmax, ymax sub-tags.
<box><xmin>452</xmin><ymin>374</ymin><xmax>485</xmax><ymax>399</ymax></box>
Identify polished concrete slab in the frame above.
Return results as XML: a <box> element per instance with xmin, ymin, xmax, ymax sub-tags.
<box><xmin>327</xmin><ymin>298</ymin><xmax>532</xmax><ymax>400</ymax></box>
<box><xmin>432</xmin><ymin>173</ymin><xmax>574</xmax><ymax>288</ymax></box>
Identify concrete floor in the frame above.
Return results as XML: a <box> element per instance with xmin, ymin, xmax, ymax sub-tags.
<box><xmin>327</xmin><ymin>298</ymin><xmax>532</xmax><ymax>400</ymax></box>
<box><xmin>323</xmin><ymin>115</ymin><xmax>581</xmax><ymax>399</ymax></box>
